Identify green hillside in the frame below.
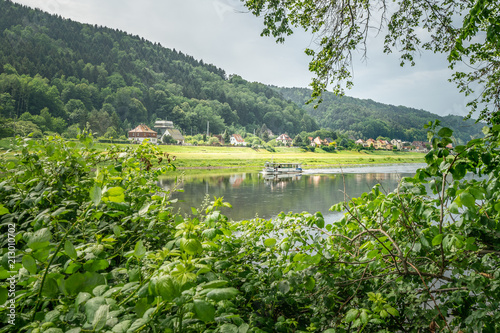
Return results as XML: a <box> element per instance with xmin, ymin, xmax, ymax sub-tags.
<box><xmin>0</xmin><ymin>0</ymin><xmax>318</xmax><ymax>139</ymax></box>
<box><xmin>0</xmin><ymin>0</ymin><xmax>483</xmax><ymax>143</ymax></box>
<box><xmin>275</xmin><ymin>87</ymin><xmax>484</xmax><ymax>144</ymax></box>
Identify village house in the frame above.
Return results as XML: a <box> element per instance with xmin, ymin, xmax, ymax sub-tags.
<box><xmin>324</xmin><ymin>137</ymin><xmax>334</xmax><ymax>145</ymax></box>
<box><xmin>230</xmin><ymin>134</ymin><xmax>247</xmax><ymax>146</ymax></box>
<box><xmin>313</xmin><ymin>136</ymin><xmax>324</xmax><ymax>146</ymax></box>
<box><xmin>276</xmin><ymin>134</ymin><xmax>293</xmax><ymax>145</ymax></box>
<box><xmin>355</xmin><ymin>139</ymin><xmax>365</xmax><ymax>146</ymax></box>
<box><xmin>308</xmin><ymin>137</ymin><xmax>315</xmax><ymax>146</ymax></box>
<box><xmin>391</xmin><ymin>139</ymin><xmax>403</xmax><ymax>150</ymax></box>
<box><xmin>374</xmin><ymin>139</ymin><xmax>389</xmax><ymax>150</ymax></box>
<box><xmin>365</xmin><ymin>138</ymin><xmax>376</xmax><ymax>148</ymax></box>
<box><xmin>128</xmin><ymin>124</ymin><xmax>158</xmax><ymax>144</ymax></box>
<box><xmin>412</xmin><ymin>141</ymin><xmax>429</xmax><ymax>152</ymax></box>
<box><xmin>154</xmin><ymin>120</ymin><xmax>185</xmax><ymax>144</ymax></box>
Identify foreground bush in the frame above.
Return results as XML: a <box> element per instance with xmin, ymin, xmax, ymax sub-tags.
<box><xmin>0</xmin><ymin>122</ymin><xmax>499</xmax><ymax>332</ymax></box>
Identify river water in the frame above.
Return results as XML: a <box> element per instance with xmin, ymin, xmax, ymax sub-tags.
<box><xmin>158</xmin><ymin>164</ymin><xmax>425</xmax><ymax>223</ymax></box>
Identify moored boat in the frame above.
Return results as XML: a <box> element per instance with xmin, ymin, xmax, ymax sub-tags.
<box><xmin>262</xmin><ymin>162</ymin><xmax>302</xmax><ymax>174</ymax></box>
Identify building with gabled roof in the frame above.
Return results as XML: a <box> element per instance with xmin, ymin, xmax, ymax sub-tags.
<box><xmin>154</xmin><ymin>120</ymin><xmax>184</xmax><ymax>144</ymax></box>
<box><xmin>128</xmin><ymin>124</ymin><xmax>157</xmax><ymax>144</ymax></box>
<box><xmin>276</xmin><ymin>134</ymin><xmax>293</xmax><ymax>145</ymax></box>
<box><xmin>230</xmin><ymin>134</ymin><xmax>247</xmax><ymax>146</ymax></box>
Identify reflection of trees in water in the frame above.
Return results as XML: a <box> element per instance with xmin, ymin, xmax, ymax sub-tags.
<box><xmin>159</xmin><ymin>171</ymin><xmax>413</xmax><ymax>221</ymax></box>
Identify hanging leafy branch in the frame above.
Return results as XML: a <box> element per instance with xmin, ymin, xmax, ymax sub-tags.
<box><xmin>242</xmin><ymin>0</ymin><xmax>499</xmax><ymax>122</ymax></box>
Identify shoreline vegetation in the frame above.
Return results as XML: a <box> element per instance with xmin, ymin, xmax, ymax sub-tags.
<box><xmin>0</xmin><ymin>137</ymin><xmax>425</xmax><ymax>171</ymax></box>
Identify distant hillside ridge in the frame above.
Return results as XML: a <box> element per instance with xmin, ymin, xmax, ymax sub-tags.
<box><xmin>0</xmin><ymin>0</ymin><xmax>318</xmax><ymax>138</ymax></box>
<box><xmin>274</xmin><ymin>87</ymin><xmax>484</xmax><ymax>144</ymax></box>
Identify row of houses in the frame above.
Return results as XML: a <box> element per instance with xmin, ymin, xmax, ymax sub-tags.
<box><xmin>355</xmin><ymin>138</ymin><xmax>439</xmax><ymax>152</ymax></box>
<box><xmin>127</xmin><ymin>124</ymin><xmax>442</xmax><ymax>152</ymax></box>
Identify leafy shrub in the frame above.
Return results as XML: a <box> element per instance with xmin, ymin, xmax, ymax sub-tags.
<box><xmin>0</xmin><ymin>121</ymin><xmax>499</xmax><ymax>332</ymax></box>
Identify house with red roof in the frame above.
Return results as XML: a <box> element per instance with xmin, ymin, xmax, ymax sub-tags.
<box><xmin>276</xmin><ymin>134</ymin><xmax>293</xmax><ymax>145</ymax></box>
<box><xmin>230</xmin><ymin>134</ymin><xmax>247</xmax><ymax>146</ymax></box>
<box><xmin>128</xmin><ymin>124</ymin><xmax>158</xmax><ymax>144</ymax></box>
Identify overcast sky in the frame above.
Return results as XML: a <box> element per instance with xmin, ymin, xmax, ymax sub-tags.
<box><xmin>12</xmin><ymin>0</ymin><xmax>472</xmax><ymax>117</ymax></box>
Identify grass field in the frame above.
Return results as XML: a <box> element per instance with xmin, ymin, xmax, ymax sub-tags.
<box><xmin>158</xmin><ymin>144</ymin><xmax>425</xmax><ymax>169</ymax></box>
<box><xmin>0</xmin><ymin>137</ymin><xmax>425</xmax><ymax>170</ymax></box>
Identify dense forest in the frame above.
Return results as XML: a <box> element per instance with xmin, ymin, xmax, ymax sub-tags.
<box><xmin>276</xmin><ymin>87</ymin><xmax>484</xmax><ymax>144</ymax></box>
<box><xmin>0</xmin><ymin>0</ymin><xmax>483</xmax><ymax>143</ymax></box>
<box><xmin>0</xmin><ymin>0</ymin><xmax>318</xmax><ymax>139</ymax></box>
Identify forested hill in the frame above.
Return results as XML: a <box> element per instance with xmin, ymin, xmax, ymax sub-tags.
<box><xmin>0</xmin><ymin>0</ymin><xmax>318</xmax><ymax>138</ymax></box>
<box><xmin>275</xmin><ymin>87</ymin><xmax>484</xmax><ymax>144</ymax></box>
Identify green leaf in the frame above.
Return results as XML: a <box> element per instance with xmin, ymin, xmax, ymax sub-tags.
<box><xmin>133</xmin><ymin>240</ymin><xmax>146</xmax><ymax>259</ymax></box>
<box><xmin>191</xmin><ymin>207</ymin><xmax>199</xmax><ymax>216</ymax></box>
<box><xmin>0</xmin><ymin>287</ymin><xmax>8</xmax><ymax>305</ymax></box>
<box><xmin>460</xmin><ymin>192</ymin><xmax>476</xmax><ymax>208</ymax></box>
<box><xmin>138</xmin><ymin>202</ymin><xmax>151</xmax><ymax>216</ymax></box>
<box><xmin>64</xmin><ymin>240</ymin><xmax>78</xmax><ymax>260</ymax></box>
<box><xmin>360</xmin><ymin>310</ymin><xmax>369</xmax><ymax>324</ymax></box>
<box><xmin>89</xmin><ymin>185</ymin><xmax>102</xmax><ymax>206</ymax></box>
<box><xmin>127</xmin><ymin>318</ymin><xmax>149</xmax><ymax>333</ymax></box>
<box><xmin>103</xmin><ymin>186</ymin><xmax>125</xmax><ymax>203</ymax></box>
<box><xmin>449</xmin><ymin>202</ymin><xmax>460</xmax><ymax>214</ymax></box>
<box><xmin>432</xmin><ymin>234</ymin><xmax>444</xmax><ymax>246</ymax></box>
<box><xmin>42</xmin><ymin>278</ymin><xmax>59</xmax><ymax>298</ymax></box>
<box><xmin>386</xmin><ymin>307</ymin><xmax>399</xmax><ymax>316</ymax></box>
<box><xmin>305</xmin><ymin>276</ymin><xmax>315</xmax><ymax>291</ymax></box>
<box><xmin>180</xmin><ymin>238</ymin><xmax>202</xmax><ymax>255</ymax></box>
<box><xmin>65</xmin><ymin>272</ymin><xmax>106</xmax><ymax>295</ymax></box>
<box><xmin>83</xmin><ymin>259</ymin><xmax>109</xmax><ymax>272</ymax></box>
<box><xmin>264</xmin><ymin>238</ymin><xmax>277</xmax><ymax>247</ymax></box>
<box><xmin>75</xmin><ymin>292</ymin><xmax>92</xmax><ymax>307</ymax></box>
<box><xmin>201</xmin><ymin>280</ymin><xmax>229</xmax><ymax>289</ymax></box>
<box><xmin>278</xmin><ymin>280</ymin><xmax>290</xmax><ymax>294</ymax></box>
<box><xmin>27</xmin><ymin>228</ymin><xmax>51</xmax><ymax>250</ymax></box>
<box><xmin>438</xmin><ymin>127</ymin><xmax>453</xmax><ymax>138</ymax></box>
<box><xmin>367</xmin><ymin>249</ymin><xmax>379</xmax><ymax>259</ymax></box>
<box><xmin>193</xmin><ymin>299</ymin><xmax>215</xmax><ymax>322</ymax></box>
<box><xmin>155</xmin><ymin>275</ymin><xmax>181</xmax><ymax>301</ymax></box>
<box><xmin>111</xmin><ymin>320</ymin><xmax>131</xmax><ymax>333</ymax></box>
<box><xmin>0</xmin><ymin>204</ymin><xmax>9</xmax><ymax>215</ymax></box>
<box><xmin>92</xmin><ymin>304</ymin><xmax>109</xmax><ymax>332</ymax></box>
<box><xmin>22</xmin><ymin>255</ymin><xmax>37</xmax><ymax>274</ymax></box>
<box><xmin>220</xmin><ymin>324</ymin><xmax>238</xmax><ymax>333</ymax></box>
<box><xmin>206</xmin><ymin>287</ymin><xmax>239</xmax><ymax>301</ymax></box>
<box><xmin>239</xmin><ymin>323</ymin><xmax>250</xmax><ymax>333</ymax></box>
<box><xmin>85</xmin><ymin>297</ymin><xmax>106</xmax><ymax>324</ymax></box>
<box><xmin>344</xmin><ymin>309</ymin><xmax>359</xmax><ymax>323</ymax></box>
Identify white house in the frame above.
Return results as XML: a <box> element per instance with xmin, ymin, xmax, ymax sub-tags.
<box><xmin>276</xmin><ymin>134</ymin><xmax>293</xmax><ymax>145</ymax></box>
<box><xmin>154</xmin><ymin>120</ymin><xmax>185</xmax><ymax>144</ymax></box>
<box><xmin>230</xmin><ymin>134</ymin><xmax>246</xmax><ymax>146</ymax></box>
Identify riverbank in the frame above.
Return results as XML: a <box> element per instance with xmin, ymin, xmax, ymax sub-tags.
<box><xmin>0</xmin><ymin>138</ymin><xmax>425</xmax><ymax>169</ymax></box>
<box><xmin>161</xmin><ymin>144</ymin><xmax>425</xmax><ymax>169</ymax></box>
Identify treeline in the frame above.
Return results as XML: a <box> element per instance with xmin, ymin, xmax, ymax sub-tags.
<box><xmin>0</xmin><ymin>0</ymin><xmax>318</xmax><ymax>138</ymax></box>
<box><xmin>275</xmin><ymin>87</ymin><xmax>484</xmax><ymax>144</ymax></box>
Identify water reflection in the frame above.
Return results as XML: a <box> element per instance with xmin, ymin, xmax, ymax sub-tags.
<box><xmin>158</xmin><ymin>164</ymin><xmax>424</xmax><ymax>222</ymax></box>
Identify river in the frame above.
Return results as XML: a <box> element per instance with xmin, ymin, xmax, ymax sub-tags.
<box><xmin>158</xmin><ymin>163</ymin><xmax>425</xmax><ymax>223</ymax></box>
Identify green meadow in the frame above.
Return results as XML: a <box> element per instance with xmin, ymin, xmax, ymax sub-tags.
<box><xmin>0</xmin><ymin>138</ymin><xmax>425</xmax><ymax>170</ymax></box>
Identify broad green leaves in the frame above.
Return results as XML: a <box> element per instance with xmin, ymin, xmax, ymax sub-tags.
<box><xmin>102</xmin><ymin>186</ymin><xmax>125</xmax><ymax>203</ymax></box>
<box><xmin>193</xmin><ymin>299</ymin><xmax>215</xmax><ymax>323</ymax></box>
<box><xmin>206</xmin><ymin>287</ymin><xmax>239</xmax><ymax>302</ymax></box>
